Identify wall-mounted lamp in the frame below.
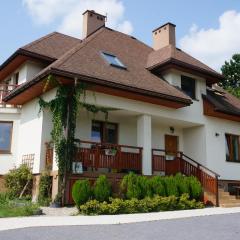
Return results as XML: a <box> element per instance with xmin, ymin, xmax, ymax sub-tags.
<box><xmin>215</xmin><ymin>133</ymin><xmax>220</xmax><ymax>137</ymax></box>
<box><xmin>170</xmin><ymin>126</ymin><xmax>175</xmax><ymax>134</ymax></box>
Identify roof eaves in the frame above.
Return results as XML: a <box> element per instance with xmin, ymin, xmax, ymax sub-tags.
<box><xmin>4</xmin><ymin>67</ymin><xmax>192</xmax><ymax>106</ymax></box>
<box><xmin>50</xmin><ymin>68</ymin><xmax>192</xmax><ymax>105</ymax></box>
<box><xmin>147</xmin><ymin>57</ymin><xmax>224</xmax><ymax>80</ymax></box>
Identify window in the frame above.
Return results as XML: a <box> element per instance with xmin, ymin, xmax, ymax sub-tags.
<box><xmin>13</xmin><ymin>72</ymin><xmax>19</xmax><ymax>85</ymax></box>
<box><xmin>0</xmin><ymin>122</ymin><xmax>13</xmax><ymax>153</ymax></box>
<box><xmin>91</xmin><ymin>120</ymin><xmax>118</xmax><ymax>144</ymax></box>
<box><xmin>181</xmin><ymin>75</ymin><xmax>196</xmax><ymax>99</ymax></box>
<box><xmin>225</xmin><ymin>134</ymin><xmax>240</xmax><ymax>162</ymax></box>
<box><xmin>101</xmin><ymin>52</ymin><xmax>126</xmax><ymax>69</ymax></box>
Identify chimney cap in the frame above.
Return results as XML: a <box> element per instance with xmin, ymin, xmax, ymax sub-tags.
<box><xmin>82</xmin><ymin>10</ymin><xmax>106</xmax><ymax>19</ymax></box>
<box><xmin>152</xmin><ymin>22</ymin><xmax>176</xmax><ymax>33</ymax></box>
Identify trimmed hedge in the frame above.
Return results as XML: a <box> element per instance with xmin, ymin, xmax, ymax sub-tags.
<box><xmin>79</xmin><ymin>194</ymin><xmax>204</xmax><ymax>215</ymax></box>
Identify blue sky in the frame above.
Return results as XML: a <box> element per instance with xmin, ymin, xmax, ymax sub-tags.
<box><xmin>1</xmin><ymin>0</ymin><xmax>240</xmax><ymax>70</ymax></box>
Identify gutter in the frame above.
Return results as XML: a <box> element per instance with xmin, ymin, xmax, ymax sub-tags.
<box><xmin>4</xmin><ymin>68</ymin><xmax>192</xmax><ymax>106</ymax></box>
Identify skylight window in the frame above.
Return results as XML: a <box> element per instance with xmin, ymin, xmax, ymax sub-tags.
<box><xmin>101</xmin><ymin>52</ymin><xmax>126</xmax><ymax>69</ymax></box>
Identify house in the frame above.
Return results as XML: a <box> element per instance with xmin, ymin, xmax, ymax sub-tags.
<box><xmin>1</xmin><ymin>10</ymin><xmax>240</xmax><ymax>206</ymax></box>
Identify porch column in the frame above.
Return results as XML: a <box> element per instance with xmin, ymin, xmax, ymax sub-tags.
<box><xmin>137</xmin><ymin>114</ymin><xmax>152</xmax><ymax>175</ymax></box>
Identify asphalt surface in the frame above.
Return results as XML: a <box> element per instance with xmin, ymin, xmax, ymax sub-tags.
<box><xmin>0</xmin><ymin>213</ymin><xmax>240</xmax><ymax>240</ymax></box>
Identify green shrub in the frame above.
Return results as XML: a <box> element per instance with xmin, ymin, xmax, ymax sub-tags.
<box><xmin>38</xmin><ymin>171</ymin><xmax>52</xmax><ymax>206</ymax></box>
<box><xmin>120</xmin><ymin>172</ymin><xmax>142</xmax><ymax>199</ymax></box>
<box><xmin>72</xmin><ymin>180</ymin><xmax>91</xmax><ymax>208</ymax></box>
<box><xmin>175</xmin><ymin>173</ymin><xmax>190</xmax><ymax>196</ymax></box>
<box><xmin>0</xmin><ymin>192</ymin><xmax>10</xmax><ymax>205</ymax></box>
<box><xmin>163</xmin><ymin>176</ymin><xmax>179</xmax><ymax>197</ymax></box>
<box><xmin>120</xmin><ymin>173</ymin><xmax>152</xmax><ymax>199</ymax></box>
<box><xmin>79</xmin><ymin>194</ymin><xmax>204</xmax><ymax>215</ymax></box>
<box><xmin>148</xmin><ymin>176</ymin><xmax>166</xmax><ymax>197</ymax></box>
<box><xmin>5</xmin><ymin>164</ymin><xmax>33</xmax><ymax>199</ymax></box>
<box><xmin>188</xmin><ymin>176</ymin><xmax>202</xmax><ymax>200</ymax></box>
<box><xmin>94</xmin><ymin>175</ymin><xmax>111</xmax><ymax>202</ymax></box>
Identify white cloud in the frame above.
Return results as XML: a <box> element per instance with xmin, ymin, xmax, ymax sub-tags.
<box><xmin>23</xmin><ymin>0</ymin><xmax>133</xmax><ymax>37</ymax></box>
<box><xmin>179</xmin><ymin>10</ymin><xmax>240</xmax><ymax>71</ymax></box>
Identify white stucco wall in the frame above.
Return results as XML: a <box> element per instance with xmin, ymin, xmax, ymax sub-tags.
<box><xmin>17</xmin><ymin>89</ymin><xmax>56</xmax><ymax>174</ymax></box>
<box><xmin>205</xmin><ymin>117</ymin><xmax>240</xmax><ymax>180</ymax></box>
<box><xmin>3</xmin><ymin>61</ymin><xmax>46</xmax><ymax>85</ymax></box>
<box><xmin>11</xmin><ymin>67</ymin><xmax>240</xmax><ymax>181</ymax></box>
<box><xmin>183</xmin><ymin>126</ymin><xmax>207</xmax><ymax>165</ymax></box>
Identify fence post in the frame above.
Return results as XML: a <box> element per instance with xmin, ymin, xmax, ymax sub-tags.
<box><xmin>216</xmin><ymin>176</ymin><xmax>219</xmax><ymax>207</ymax></box>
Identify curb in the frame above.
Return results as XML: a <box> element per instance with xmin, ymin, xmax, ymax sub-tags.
<box><xmin>0</xmin><ymin>207</ymin><xmax>240</xmax><ymax>231</ymax></box>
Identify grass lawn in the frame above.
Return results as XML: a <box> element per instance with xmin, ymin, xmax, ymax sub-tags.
<box><xmin>0</xmin><ymin>201</ymin><xmax>41</xmax><ymax>218</ymax></box>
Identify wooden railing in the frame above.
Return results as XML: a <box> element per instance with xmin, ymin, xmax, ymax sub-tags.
<box><xmin>0</xmin><ymin>84</ymin><xmax>18</xmax><ymax>107</ymax></box>
<box><xmin>152</xmin><ymin>149</ymin><xmax>220</xmax><ymax>206</ymax></box>
<box><xmin>45</xmin><ymin>140</ymin><xmax>142</xmax><ymax>173</ymax></box>
<box><xmin>75</xmin><ymin>140</ymin><xmax>142</xmax><ymax>172</ymax></box>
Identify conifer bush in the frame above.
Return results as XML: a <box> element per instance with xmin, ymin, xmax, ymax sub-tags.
<box><xmin>93</xmin><ymin>175</ymin><xmax>111</xmax><ymax>202</ymax></box>
<box><xmin>72</xmin><ymin>180</ymin><xmax>91</xmax><ymax>208</ymax></box>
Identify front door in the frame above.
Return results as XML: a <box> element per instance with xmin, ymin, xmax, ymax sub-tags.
<box><xmin>165</xmin><ymin>135</ymin><xmax>179</xmax><ymax>175</ymax></box>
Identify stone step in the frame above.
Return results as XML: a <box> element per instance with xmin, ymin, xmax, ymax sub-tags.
<box><xmin>220</xmin><ymin>200</ymin><xmax>240</xmax><ymax>204</ymax></box>
<box><xmin>220</xmin><ymin>202</ymin><xmax>240</xmax><ymax>208</ymax></box>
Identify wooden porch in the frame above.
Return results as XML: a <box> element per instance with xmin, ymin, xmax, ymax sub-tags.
<box><xmin>45</xmin><ymin>140</ymin><xmax>220</xmax><ymax>206</ymax></box>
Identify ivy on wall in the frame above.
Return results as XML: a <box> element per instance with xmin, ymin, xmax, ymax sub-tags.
<box><xmin>39</xmin><ymin>75</ymin><xmax>112</xmax><ymax>205</ymax></box>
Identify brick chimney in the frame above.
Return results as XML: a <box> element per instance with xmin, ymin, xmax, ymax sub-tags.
<box><xmin>152</xmin><ymin>22</ymin><xmax>176</xmax><ymax>50</ymax></box>
<box><xmin>82</xmin><ymin>10</ymin><xmax>106</xmax><ymax>38</ymax></box>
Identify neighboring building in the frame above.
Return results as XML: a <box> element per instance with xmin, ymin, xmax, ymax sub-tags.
<box><xmin>1</xmin><ymin>10</ymin><xmax>240</xmax><ymax>206</ymax></box>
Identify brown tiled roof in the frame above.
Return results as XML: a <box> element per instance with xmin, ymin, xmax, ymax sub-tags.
<box><xmin>203</xmin><ymin>86</ymin><xmax>240</xmax><ymax>116</ymax></box>
<box><xmin>42</xmin><ymin>27</ymin><xmax>191</xmax><ymax>102</ymax></box>
<box><xmin>146</xmin><ymin>45</ymin><xmax>222</xmax><ymax>79</ymax></box>
<box><xmin>20</xmin><ymin>32</ymin><xmax>81</xmax><ymax>60</ymax></box>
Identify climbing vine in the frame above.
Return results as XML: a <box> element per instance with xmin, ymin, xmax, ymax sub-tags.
<box><xmin>39</xmin><ymin>75</ymin><xmax>111</xmax><ymax>205</ymax></box>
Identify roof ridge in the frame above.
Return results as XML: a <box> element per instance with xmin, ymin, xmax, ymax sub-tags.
<box><xmin>104</xmin><ymin>27</ymin><xmax>153</xmax><ymax>50</ymax></box>
<box><xmin>50</xmin><ymin>27</ymin><xmax>106</xmax><ymax>70</ymax></box>
<box><xmin>20</xmin><ymin>32</ymin><xmax>58</xmax><ymax>50</ymax></box>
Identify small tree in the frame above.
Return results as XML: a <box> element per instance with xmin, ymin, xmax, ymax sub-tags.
<box><xmin>221</xmin><ymin>54</ymin><xmax>240</xmax><ymax>97</ymax></box>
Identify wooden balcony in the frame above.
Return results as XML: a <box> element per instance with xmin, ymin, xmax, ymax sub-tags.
<box><xmin>0</xmin><ymin>84</ymin><xmax>18</xmax><ymax>108</ymax></box>
<box><xmin>74</xmin><ymin>140</ymin><xmax>142</xmax><ymax>173</ymax></box>
<box><xmin>45</xmin><ymin>140</ymin><xmax>143</xmax><ymax>173</ymax></box>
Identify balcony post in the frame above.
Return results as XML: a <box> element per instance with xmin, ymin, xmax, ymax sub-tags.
<box><xmin>137</xmin><ymin>114</ymin><xmax>152</xmax><ymax>175</ymax></box>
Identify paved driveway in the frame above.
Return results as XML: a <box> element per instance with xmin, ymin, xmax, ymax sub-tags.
<box><xmin>0</xmin><ymin>213</ymin><xmax>239</xmax><ymax>240</ymax></box>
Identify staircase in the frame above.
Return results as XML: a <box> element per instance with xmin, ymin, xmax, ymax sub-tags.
<box><xmin>152</xmin><ymin>150</ymin><xmax>220</xmax><ymax>206</ymax></box>
<box><xmin>205</xmin><ymin>187</ymin><xmax>240</xmax><ymax>207</ymax></box>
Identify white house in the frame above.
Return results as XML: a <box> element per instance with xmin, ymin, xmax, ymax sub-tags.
<box><xmin>1</xmin><ymin>10</ymin><xmax>240</xmax><ymax>206</ymax></box>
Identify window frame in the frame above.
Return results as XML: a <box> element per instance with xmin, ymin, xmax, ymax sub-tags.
<box><xmin>101</xmin><ymin>51</ymin><xmax>127</xmax><ymax>70</ymax></box>
<box><xmin>91</xmin><ymin>120</ymin><xmax>118</xmax><ymax>144</ymax></box>
<box><xmin>181</xmin><ymin>75</ymin><xmax>196</xmax><ymax>99</ymax></box>
<box><xmin>0</xmin><ymin>121</ymin><xmax>13</xmax><ymax>154</ymax></box>
<box><xmin>225</xmin><ymin>133</ymin><xmax>240</xmax><ymax>163</ymax></box>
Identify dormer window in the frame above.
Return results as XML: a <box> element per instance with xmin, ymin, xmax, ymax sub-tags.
<box><xmin>181</xmin><ymin>75</ymin><xmax>196</xmax><ymax>99</ymax></box>
<box><xmin>101</xmin><ymin>52</ymin><xmax>126</xmax><ymax>69</ymax></box>
<box><xmin>13</xmin><ymin>72</ymin><xmax>19</xmax><ymax>85</ymax></box>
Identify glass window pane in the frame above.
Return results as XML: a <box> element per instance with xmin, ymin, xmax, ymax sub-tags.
<box><xmin>105</xmin><ymin>123</ymin><xmax>117</xmax><ymax>144</ymax></box>
<box><xmin>233</xmin><ymin>136</ymin><xmax>239</xmax><ymax>161</ymax></box>
<box><xmin>181</xmin><ymin>76</ymin><xmax>196</xmax><ymax>99</ymax></box>
<box><xmin>102</xmin><ymin>52</ymin><xmax>126</xmax><ymax>69</ymax></box>
<box><xmin>0</xmin><ymin>122</ymin><xmax>12</xmax><ymax>152</ymax></box>
<box><xmin>91</xmin><ymin>122</ymin><xmax>102</xmax><ymax>142</ymax></box>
